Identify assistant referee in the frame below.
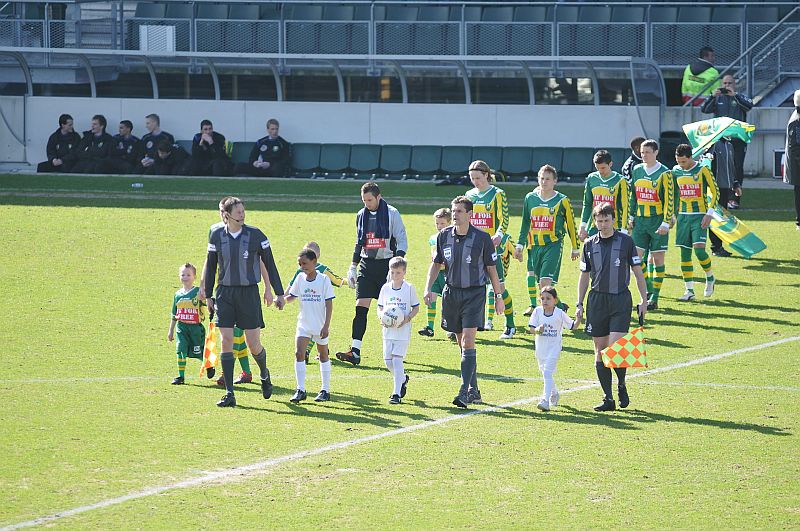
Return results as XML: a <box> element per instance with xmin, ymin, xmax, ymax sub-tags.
<box><xmin>205</xmin><ymin>197</ymin><xmax>285</xmax><ymax>408</ymax></box>
<box><xmin>576</xmin><ymin>202</ymin><xmax>647</xmax><ymax>412</ymax></box>
<box><xmin>425</xmin><ymin>196</ymin><xmax>505</xmax><ymax>408</ymax></box>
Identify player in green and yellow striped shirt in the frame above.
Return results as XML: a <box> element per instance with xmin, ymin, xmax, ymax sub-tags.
<box><xmin>579</xmin><ymin>150</ymin><xmax>630</xmax><ymax>240</ymax></box>
<box><xmin>629</xmin><ymin>139</ymin><xmax>675</xmax><ymax>310</ymax></box>
<box><xmin>672</xmin><ymin>144</ymin><xmax>718</xmax><ymax>301</ymax></box>
<box><xmin>515</xmin><ymin>164</ymin><xmax>579</xmax><ymax>314</ymax></box>
<box><xmin>466</xmin><ymin>160</ymin><xmax>517</xmax><ymax>339</ymax></box>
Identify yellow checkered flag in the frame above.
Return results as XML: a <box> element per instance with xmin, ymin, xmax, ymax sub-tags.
<box><xmin>601</xmin><ymin>327</ymin><xmax>647</xmax><ymax>368</ymax></box>
<box><xmin>200</xmin><ymin>322</ymin><xmax>220</xmax><ymax>377</ymax></box>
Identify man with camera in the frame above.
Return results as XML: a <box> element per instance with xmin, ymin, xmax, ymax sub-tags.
<box><xmin>702</xmin><ymin>75</ymin><xmax>753</xmax><ymax>209</ymax></box>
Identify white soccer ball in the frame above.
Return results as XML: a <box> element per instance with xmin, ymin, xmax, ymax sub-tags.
<box><xmin>381</xmin><ymin>306</ymin><xmax>403</xmax><ymax>328</ymax></box>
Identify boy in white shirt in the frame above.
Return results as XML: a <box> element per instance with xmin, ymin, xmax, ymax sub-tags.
<box><xmin>528</xmin><ymin>286</ymin><xmax>581</xmax><ymax>411</ymax></box>
<box><xmin>285</xmin><ymin>249</ymin><xmax>335</xmax><ymax>403</ymax></box>
<box><xmin>377</xmin><ymin>257</ymin><xmax>420</xmax><ymax>404</ymax></box>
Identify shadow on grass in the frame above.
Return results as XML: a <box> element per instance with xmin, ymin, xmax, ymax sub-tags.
<box><xmin>741</xmin><ymin>257</ymin><xmax>800</xmax><ymax>275</ymax></box>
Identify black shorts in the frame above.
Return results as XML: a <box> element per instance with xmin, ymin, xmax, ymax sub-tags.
<box><xmin>214</xmin><ymin>284</ymin><xmax>265</xmax><ymax>330</ymax></box>
<box><xmin>441</xmin><ymin>285</ymin><xmax>486</xmax><ymax>334</ymax></box>
<box><xmin>585</xmin><ymin>290</ymin><xmax>632</xmax><ymax>337</ymax></box>
<box><xmin>356</xmin><ymin>258</ymin><xmax>390</xmax><ymax>300</ymax></box>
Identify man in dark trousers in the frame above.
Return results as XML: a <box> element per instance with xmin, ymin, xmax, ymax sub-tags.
<box><xmin>576</xmin><ymin>202</ymin><xmax>648</xmax><ymax>412</ymax></box>
<box><xmin>37</xmin><ymin>113</ymin><xmax>81</xmax><ymax>173</ymax></box>
<box><xmin>335</xmin><ymin>181</ymin><xmax>407</xmax><ymax>367</ymax></box>
<box><xmin>702</xmin><ymin>75</ymin><xmax>754</xmax><ymax>209</ymax></box>
<box><xmin>135</xmin><ymin>113</ymin><xmax>174</xmax><ymax>174</ymax></box>
<box><xmin>784</xmin><ymin>89</ymin><xmax>800</xmax><ymax>231</ymax></box>
<box><xmin>73</xmin><ymin>114</ymin><xmax>113</xmax><ymax>174</ymax></box>
<box><xmin>146</xmin><ymin>140</ymin><xmax>190</xmax><ymax>176</ymax></box>
<box><xmin>98</xmin><ymin>120</ymin><xmax>140</xmax><ymax>175</ymax></box>
<box><xmin>187</xmin><ymin>119</ymin><xmax>233</xmax><ymax>176</ymax></box>
<box><xmin>205</xmin><ymin>197</ymin><xmax>285</xmax><ymax>408</ymax></box>
<box><xmin>237</xmin><ymin>118</ymin><xmax>292</xmax><ymax>177</ymax></box>
<box><xmin>424</xmin><ymin>195</ymin><xmax>505</xmax><ymax>408</ymax></box>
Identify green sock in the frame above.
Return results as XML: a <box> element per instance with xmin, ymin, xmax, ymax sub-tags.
<box><xmin>502</xmin><ymin>290</ymin><xmax>515</xmax><ymax>328</ymax></box>
<box><xmin>238</xmin><ymin>354</ymin><xmax>251</xmax><ymax>374</ymax></box>
<box><xmin>427</xmin><ymin>300</ymin><xmax>437</xmax><ymax>329</ymax></box>
<box><xmin>680</xmin><ymin>247</ymin><xmax>694</xmax><ymax>291</ymax></box>
<box><xmin>695</xmin><ymin>248</ymin><xmax>714</xmax><ymax>282</ymax></box>
<box><xmin>642</xmin><ymin>262</ymin><xmax>653</xmax><ymax>294</ymax></box>
<box><xmin>487</xmin><ymin>289</ymin><xmax>495</xmax><ymax>322</ymax></box>
<box><xmin>527</xmin><ymin>274</ymin><xmax>538</xmax><ymax>307</ymax></box>
<box><xmin>651</xmin><ymin>264</ymin><xmax>666</xmax><ymax>302</ymax></box>
<box><xmin>177</xmin><ymin>352</ymin><xmax>186</xmax><ymax>378</ymax></box>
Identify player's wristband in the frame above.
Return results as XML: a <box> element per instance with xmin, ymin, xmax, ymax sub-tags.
<box><xmin>515</xmin><ymin>244</ymin><xmax>524</xmax><ymax>251</ymax></box>
<box><xmin>579</xmin><ymin>222</ymin><xmax>587</xmax><ymax>230</ymax></box>
<box><xmin>658</xmin><ymin>222</ymin><xmax>670</xmax><ymax>231</ymax></box>
<box><xmin>705</xmin><ymin>208</ymin><xmax>715</xmax><ymax>216</ymax></box>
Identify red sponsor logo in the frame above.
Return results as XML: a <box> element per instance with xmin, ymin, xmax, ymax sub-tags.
<box><xmin>176</xmin><ymin>307</ymin><xmax>200</xmax><ymax>324</ymax></box>
<box><xmin>679</xmin><ymin>183</ymin><xmax>701</xmax><ymax>198</ymax></box>
<box><xmin>530</xmin><ymin>215</ymin><xmax>555</xmax><ymax>232</ymax></box>
<box><xmin>365</xmin><ymin>232</ymin><xmax>385</xmax><ymax>250</ymax></box>
<box><xmin>592</xmin><ymin>193</ymin><xmax>615</xmax><ymax>210</ymax></box>
<box><xmin>470</xmin><ymin>212</ymin><xmax>492</xmax><ymax>229</ymax></box>
<box><xmin>636</xmin><ymin>186</ymin><xmax>659</xmax><ymax>203</ymax></box>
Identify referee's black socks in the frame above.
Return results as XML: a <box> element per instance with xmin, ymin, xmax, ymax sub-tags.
<box><xmin>252</xmin><ymin>348</ymin><xmax>268</xmax><ymax>379</ymax></box>
<box><xmin>614</xmin><ymin>367</ymin><xmax>627</xmax><ymax>387</ymax></box>
<box><xmin>221</xmin><ymin>351</ymin><xmax>235</xmax><ymax>393</ymax></box>
<box><xmin>461</xmin><ymin>349</ymin><xmax>477</xmax><ymax>393</ymax></box>
<box><xmin>595</xmin><ymin>361</ymin><xmax>613</xmax><ymax>401</ymax></box>
<box><xmin>352</xmin><ymin>306</ymin><xmax>369</xmax><ymax>346</ymax></box>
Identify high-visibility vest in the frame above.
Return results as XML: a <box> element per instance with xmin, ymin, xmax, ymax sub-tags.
<box><xmin>681</xmin><ymin>64</ymin><xmax>720</xmax><ymax>104</ymax></box>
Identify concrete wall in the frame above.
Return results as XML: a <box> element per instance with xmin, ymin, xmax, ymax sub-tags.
<box><xmin>0</xmin><ymin>97</ymin><xmax>25</xmax><ymax>163</ymax></box>
<box><xmin>5</xmin><ymin>95</ymin><xmax>792</xmax><ymax>176</ymax></box>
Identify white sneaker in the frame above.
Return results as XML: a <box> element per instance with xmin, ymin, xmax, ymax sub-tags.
<box><xmin>704</xmin><ymin>278</ymin><xmax>715</xmax><ymax>297</ymax></box>
<box><xmin>550</xmin><ymin>391</ymin><xmax>560</xmax><ymax>407</ymax></box>
<box><xmin>499</xmin><ymin>327</ymin><xmax>516</xmax><ymax>339</ymax></box>
<box><xmin>537</xmin><ymin>399</ymin><xmax>550</xmax><ymax>412</ymax></box>
<box><xmin>483</xmin><ymin>319</ymin><xmax>494</xmax><ymax>331</ymax></box>
<box><xmin>678</xmin><ymin>291</ymin><xmax>696</xmax><ymax>301</ymax></box>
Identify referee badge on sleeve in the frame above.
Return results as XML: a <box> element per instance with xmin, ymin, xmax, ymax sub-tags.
<box><xmin>260</xmin><ymin>239</ymin><xmax>270</xmax><ymax>249</ymax></box>
<box><xmin>632</xmin><ymin>255</ymin><xmax>642</xmax><ymax>265</ymax></box>
<box><xmin>579</xmin><ymin>260</ymin><xmax>588</xmax><ymax>272</ymax></box>
<box><xmin>207</xmin><ymin>243</ymin><xmax>216</xmax><ymax>252</ymax></box>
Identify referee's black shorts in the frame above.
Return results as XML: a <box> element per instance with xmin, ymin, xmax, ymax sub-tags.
<box><xmin>585</xmin><ymin>289</ymin><xmax>632</xmax><ymax>338</ymax></box>
<box><xmin>441</xmin><ymin>285</ymin><xmax>486</xmax><ymax>334</ymax></box>
<box><xmin>356</xmin><ymin>258</ymin><xmax>390</xmax><ymax>300</ymax></box>
<box><xmin>214</xmin><ymin>284</ymin><xmax>265</xmax><ymax>330</ymax></box>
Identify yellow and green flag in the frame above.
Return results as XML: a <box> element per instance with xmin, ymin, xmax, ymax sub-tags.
<box><xmin>601</xmin><ymin>327</ymin><xmax>647</xmax><ymax>368</ymax></box>
<box><xmin>709</xmin><ymin>205</ymin><xmax>767</xmax><ymax>258</ymax></box>
<box><xmin>201</xmin><ymin>322</ymin><xmax>220</xmax><ymax>377</ymax></box>
<box><xmin>683</xmin><ymin>117</ymin><xmax>756</xmax><ymax>158</ymax></box>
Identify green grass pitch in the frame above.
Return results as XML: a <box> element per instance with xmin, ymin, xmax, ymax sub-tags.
<box><xmin>1</xmin><ymin>174</ymin><xmax>799</xmax><ymax>528</ymax></box>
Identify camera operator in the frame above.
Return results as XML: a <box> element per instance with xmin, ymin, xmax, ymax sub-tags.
<box><xmin>702</xmin><ymin>75</ymin><xmax>753</xmax><ymax>209</ymax></box>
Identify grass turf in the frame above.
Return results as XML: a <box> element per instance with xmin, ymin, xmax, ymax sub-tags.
<box><xmin>1</xmin><ymin>175</ymin><xmax>798</xmax><ymax>528</ymax></box>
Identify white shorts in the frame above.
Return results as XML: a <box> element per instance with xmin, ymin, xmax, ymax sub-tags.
<box><xmin>383</xmin><ymin>339</ymin><xmax>409</xmax><ymax>359</ymax></box>
<box><xmin>296</xmin><ymin>326</ymin><xmax>329</xmax><ymax>346</ymax></box>
<box><xmin>535</xmin><ymin>350</ymin><xmax>560</xmax><ymax>374</ymax></box>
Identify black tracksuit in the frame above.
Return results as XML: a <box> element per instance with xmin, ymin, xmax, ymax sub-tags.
<box><xmin>97</xmin><ymin>134</ymin><xmax>140</xmax><ymax>174</ymax></box>
<box><xmin>188</xmin><ymin>131</ymin><xmax>233</xmax><ymax>176</ymax></box>
<box><xmin>73</xmin><ymin>131</ymin><xmax>114</xmax><ymax>173</ymax></box>
<box><xmin>236</xmin><ymin>135</ymin><xmax>292</xmax><ymax>177</ymax></box>
<box><xmin>37</xmin><ymin>129</ymin><xmax>81</xmax><ymax>173</ymax></box>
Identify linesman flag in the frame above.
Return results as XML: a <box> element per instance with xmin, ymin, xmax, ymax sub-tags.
<box><xmin>682</xmin><ymin>117</ymin><xmax>756</xmax><ymax>158</ymax></box>
<box><xmin>601</xmin><ymin>327</ymin><xmax>647</xmax><ymax>368</ymax></box>
<box><xmin>709</xmin><ymin>205</ymin><xmax>767</xmax><ymax>258</ymax></box>
<box><xmin>201</xmin><ymin>322</ymin><xmax>220</xmax><ymax>377</ymax></box>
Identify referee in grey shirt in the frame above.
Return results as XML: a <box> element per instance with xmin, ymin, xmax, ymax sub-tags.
<box><xmin>576</xmin><ymin>202</ymin><xmax>647</xmax><ymax>412</ymax></box>
<box><xmin>205</xmin><ymin>197</ymin><xmax>285</xmax><ymax>408</ymax></box>
<box><xmin>425</xmin><ymin>196</ymin><xmax>504</xmax><ymax>408</ymax></box>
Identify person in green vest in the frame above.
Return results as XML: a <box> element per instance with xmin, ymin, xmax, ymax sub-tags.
<box><xmin>682</xmin><ymin>46</ymin><xmax>720</xmax><ymax>106</ymax></box>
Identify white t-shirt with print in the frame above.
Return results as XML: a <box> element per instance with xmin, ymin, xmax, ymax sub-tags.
<box><xmin>528</xmin><ymin>306</ymin><xmax>575</xmax><ymax>371</ymax></box>
<box><xmin>377</xmin><ymin>280</ymin><xmax>420</xmax><ymax>341</ymax></box>
<box><xmin>288</xmin><ymin>272</ymin><xmax>335</xmax><ymax>335</ymax></box>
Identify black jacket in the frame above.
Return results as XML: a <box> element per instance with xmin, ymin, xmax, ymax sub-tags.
<box><xmin>76</xmin><ymin>131</ymin><xmax>114</xmax><ymax>161</ymax></box>
<box><xmin>191</xmin><ymin>131</ymin><xmax>230</xmax><ymax>162</ymax></box>
<box><xmin>110</xmin><ymin>134</ymin><xmax>140</xmax><ymax>164</ymax></box>
<box><xmin>154</xmin><ymin>145</ymin><xmax>189</xmax><ymax>175</ymax></box>
<box><xmin>137</xmin><ymin>130</ymin><xmax>175</xmax><ymax>160</ymax></box>
<box><xmin>45</xmin><ymin>129</ymin><xmax>81</xmax><ymax>162</ymax></box>
<box><xmin>248</xmin><ymin>135</ymin><xmax>292</xmax><ymax>166</ymax></box>
<box><xmin>701</xmin><ymin>92</ymin><xmax>754</xmax><ymax>122</ymax></box>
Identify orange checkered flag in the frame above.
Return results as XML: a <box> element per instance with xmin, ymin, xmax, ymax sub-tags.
<box><xmin>200</xmin><ymin>322</ymin><xmax>220</xmax><ymax>377</ymax></box>
<box><xmin>601</xmin><ymin>326</ymin><xmax>647</xmax><ymax>368</ymax></box>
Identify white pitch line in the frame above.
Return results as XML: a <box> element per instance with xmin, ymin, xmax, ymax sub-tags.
<box><xmin>3</xmin><ymin>335</ymin><xmax>798</xmax><ymax>530</ymax></box>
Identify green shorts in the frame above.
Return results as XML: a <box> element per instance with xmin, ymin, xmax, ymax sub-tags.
<box><xmin>176</xmin><ymin>322</ymin><xmax>206</xmax><ymax>360</ymax></box>
<box><xmin>632</xmin><ymin>215</ymin><xmax>669</xmax><ymax>253</ymax></box>
<box><xmin>527</xmin><ymin>241</ymin><xmax>564</xmax><ymax>283</ymax></box>
<box><xmin>675</xmin><ymin>214</ymin><xmax>707</xmax><ymax>248</ymax></box>
<box><xmin>431</xmin><ymin>270</ymin><xmax>446</xmax><ymax>296</ymax></box>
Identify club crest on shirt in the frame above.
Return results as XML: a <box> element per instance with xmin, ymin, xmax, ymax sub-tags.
<box><xmin>443</xmin><ymin>247</ymin><xmax>452</xmax><ymax>260</ymax></box>
<box><xmin>260</xmin><ymin>144</ymin><xmax>267</xmax><ymax>152</ymax></box>
<box><xmin>614</xmin><ymin>258</ymin><xmax>621</xmax><ymax>267</ymax></box>
<box><xmin>273</xmin><ymin>145</ymin><xmax>279</xmax><ymax>152</ymax></box>
<box><xmin>243</xmin><ymin>250</ymin><xmax>249</xmax><ymax>259</ymax></box>
<box><xmin>465</xmin><ymin>255</ymin><xmax>472</xmax><ymax>264</ymax></box>
<box><xmin>146</xmin><ymin>140</ymin><xmax>153</xmax><ymax>149</ymax></box>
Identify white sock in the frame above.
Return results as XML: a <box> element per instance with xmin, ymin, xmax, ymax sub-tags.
<box><xmin>295</xmin><ymin>361</ymin><xmax>306</xmax><ymax>391</ymax></box>
<box><xmin>384</xmin><ymin>358</ymin><xmax>395</xmax><ymax>393</ymax></box>
<box><xmin>392</xmin><ymin>356</ymin><xmax>405</xmax><ymax>396</ymax></box>
<box><xmin>319</xmin><ymin>360</ymin><xmax>331</xmax><ymax>392</ymax></box>
<box><xmin>352</xmin><ymin>339</ymin><xmax>362</xmax><ymax>350</ymax></box>
<box><xmin>542</xmin><ymin>370</ymin><xmax>555</xmax><ymax>402</ymax></box>
<box><xmin>685</xmin><ymin>281</ymin><xmax>694</xmax><ymax>290</ymax></box>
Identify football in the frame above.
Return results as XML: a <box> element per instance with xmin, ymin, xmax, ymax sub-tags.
<box><xmin>381</xmin><ymin>306</ymin><xmax>403</xmax><ymax>328</ymax></box>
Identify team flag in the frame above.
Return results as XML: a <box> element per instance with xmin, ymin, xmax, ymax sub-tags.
<box><xmin>200</xmin><ymin>322</ymin><xmax>220</xmax><ymax>377</ymax></box>
<box><xmin>682</xmin><ymin>117</ymin><xmax>756</xmax><ymax>158</ymax></box>
<box><xmin>709</xmin><ymin>205</ymin><xmax>767</xmax><ymax>258</ymax></box>
<box><xmin>601</xmin><ymin>327</ymin><xmax>647</xmax><ymax>368</ymax></box>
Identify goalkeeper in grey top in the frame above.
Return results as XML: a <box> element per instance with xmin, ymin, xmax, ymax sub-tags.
<box><xmin>424</xmin><ymin>195</ymin><xmax>504</xmax><ymax>409</ymax></box>
<box><xmin>336</xmin><ymin>181</ymin><xmax>408</xmax><ymax>367</ymax></box>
